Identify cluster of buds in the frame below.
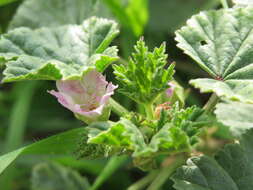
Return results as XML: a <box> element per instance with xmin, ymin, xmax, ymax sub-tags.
<box><xmin>49</xmin><ymin>70</ymin><xmax>117</xmax><ymax>124</ymax></box>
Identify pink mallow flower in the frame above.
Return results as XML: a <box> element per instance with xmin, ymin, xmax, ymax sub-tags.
<box><xmin>166</xmin><ymin>82</ymin><xmax>176</xmax><ymax>97</ymax></box>
<box><xmin>49</xmin><ymin>70</ymin><xmax>118</xmax><ymax>124</ymax></box>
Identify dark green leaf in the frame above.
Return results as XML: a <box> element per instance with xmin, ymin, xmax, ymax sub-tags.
<box><xmin>176</xmin><ymin>7</ymin><xmax>253</xmax><ymax>103</ymax></box>
<box><xmin>173</xmin><ymin>129</ymin><xmax>253</xmax><ymax>190</ymax></box>
<box><xmin>9</xmin><ymin>0</ymin><xmax>110</xmax><ymax>30</ymax></box>
<box><xmin>0</xmin><ymin>17</ymin><xmax>119</xmax><ymax>82</ymax></box>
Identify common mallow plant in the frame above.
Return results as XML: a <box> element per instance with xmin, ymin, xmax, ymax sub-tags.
<box><xmin>1</xmin><ymin>0</ymin><xmax>253</xmax><ymax>189</ymax></box>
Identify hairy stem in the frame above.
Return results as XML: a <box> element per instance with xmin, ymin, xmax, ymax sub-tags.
<box><xmin>144</xmin><ymin>103</ymin><xmax>154</xmax><ymax>120</ymax></box>
<box><xmin>109</xmin><ymin>98</ymin><xmax>129</xmax><ymax>117</ymax></box>
<box><xmin>89</xmin><ymin>156</ymin><xmax>128</xmax><ymax>190</ymax></box>
<box><xmin>147</xmin><ymin>154</ymin><xmax>187</xmax><ymax>190</ymax></box>
<box><xmin>221</xmin><ymin>0</ymin><xmax>229</xmax><ymax>8</ymax></box>
<box><xmin>127</xmin><ymin>171</ymin><xmax>159</xmax><ymax>190</ymax></box>
<box><xmin>204</xmin><ymin>93</ymin><xmax>219</xmax><ymax>113</ymax></box>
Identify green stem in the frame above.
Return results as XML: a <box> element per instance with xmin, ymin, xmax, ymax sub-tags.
<box><xmin>221</xmin><ymin>0</ymin><xmax>229</xmax><ymax>8</ymax></box>
<box><xmin>1</xmin><ymin>81</ymin><xmax>37</xmax><ymax>190</ymax></box>
<box><xmin>89</xmin><ymin>156</ymin><xmax>128</xmax><ymax>190</ymax></box>
<box><xmin>147</xmin><ymin>154</ymin><xmax>187</xmax><ymax>190</ymax></box>
<box><xmin>109</xmin><ymin>98</ymin><xmax>129</xmax><ymax>117</ymax></box>
<box><xmin>144</xmin><ymin>103</ymin><xmax>154</xmax><ymax>120</ymax></box>
<box><xmin>4</xmin><ymin>81</ymin><xmax>38</xmax><ymax>152</ymax></box>
<box><xmin>127</xmin><ymin>171</ymin><xmax>159</xmax><ymax>190</ymax></box>
<box><xmin>204</xmin><ymin>93</ymin><xmax>219</xmax><ymax>114</ymax></box>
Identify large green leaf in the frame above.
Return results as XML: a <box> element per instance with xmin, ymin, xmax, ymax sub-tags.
<box><xmin>215</xmin><ymin>101</ymin><xmax>253</xmax><ymax>136</ymax></box>
<box><xmin>9</xmin><ymin>0</ymin><xmax>110</xmax><ymax>30</ymax></box>
<box><xmin>0</xmin><ymin>128</ymin><xmax>84</xmax><ymax>175</ymax></box>
<box><xmin>176</xmin><ymin>7</ymin><xmax>253</xmax><ymax>103</ymax></box>
<box><xmin>31</xmin><ymin>162</ymin><xmax>90</xmax><ymax>190</ymax></box>
<box><xmin>0</xmin><ymin>17</ymin><xmax>119</xmax><ymax>82</ymax></box>
<box><xmin>173</xmin><ymin>129</ymin><xmax>253</xmax><ymax>190</ymax></box>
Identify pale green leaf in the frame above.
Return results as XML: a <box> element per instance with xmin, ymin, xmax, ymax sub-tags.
<box><xmin>215</xmin><ymin>101</ymin><xmax>253</xmax><ymax>136</ymax></box>
<box><xmin>88</xmin><ymin>118</ymin><xmax>147</xmax><ymax>157</ymax></box>
<box><xmin>176</xmin><ymin>7</ymin><xmax>253</xmax><ymax>103</ymax></box>
<box><xmin>0</xmin><ymin>17</ymin><xmax>119</xmax><ymax>82</ymax></box>
<box><xmin>0</xmin><ymin>128</ymin><xmax>84</xmax><ymax>175</ymax></box>
<box><xmin>9</xmin><ymin>0</ymin><xmax>111</xmax><ymax>30</ymax></box>
<box><xmin>190</xmin><ymin>79</ymin><xmax>253</xmax><ymax>103</ymax></box>
<box><xmin>233</xmin><ymin>0</ymin><xmax>253</xmax><ymax>6</ymax></box>
<box><xmin>31</xmin><ymin>162</ymin><xmax>90</xmax><ymax>190</ymax></box>
<box><xmin>173</xmin><ymin>129</ymin><xmax>253</xmax><ymax>190</ymax></box>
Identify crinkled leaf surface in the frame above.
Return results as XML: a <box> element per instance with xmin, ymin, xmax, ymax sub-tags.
<box><xmin>31</xmin><ymin>162</ymin><xmax>90</xmax><ymax>190</ymax></box>
<box><xmin>113</xmin><ymin>39</ymin><xmax>175</xmax><ymax>104</ymax></box>
<box><xmin>215</xmin><ymin>101</ymin><xmax>253</xmax><ymax>136</ymax></box>
<box><xmin>9</xmin><ymin>0</ymin><xmax>110</xmax><ymax>30</ymax></box>
<box><xmin>88</xmin><ymin>119</ymin><xmax>147</xmax><ymax>157</ymax></box>
<box><xmin>0</xmin><ymin>17</ymin><xmax>119</xmax><ymax>82</ymax></box>
<box><xmin>0</xmin><ymin>128</ymin><xmax>84</xmax><ymax>175</ymax></box>
<box><xmin>88</xmin><ymin>107</ymin><xmax>208</xmax><ymax>158</ymax></box>
<box><xmin>176</xmin><ymin>7</ymin><xmax>253</xmax><ymax>103</ymax></box>
<box><xmin>173</xmin><ymin>129</ymin><xmax>253</xmax><ymax>190</ymax></box>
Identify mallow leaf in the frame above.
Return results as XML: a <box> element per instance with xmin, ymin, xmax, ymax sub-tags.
<box><xmin>31</xmin><ymin>162</ymin><xmax>90</xmax><ymax>190</ymax></box>
<box><xmin>0</xmin><ymin>17</ymin><xmax>119</xmax><ymax>82</ymax></box>
<box><xmin>215</xmin><ymin>101</ymin><xmax>253</xmax><ymax>136</ymax></box>
<box><xmin>0</xmin><ymin>128</ymin><xmax>84</xmax><ymax>175</ymax></box>
<box><xmin>88</xmin><ymin>118</ymin><xmax>147</xmax><ymax>157</ymax></box>
<box><xmin>9</xmin><ymin>0</ymin><xmax>110</xmax><ymax>30</ymax></box>
<box><xmin>176</xmin><ymin>7</ymin><xmax>253</xmax><ymax>103</ymax></box>
<box><xmin>172</xmin><ymin>129</ymin><xmax>253</xmax><ymax>190</ymax></box>
<box><xmin>113</xmin><ymin>38</ymin><xmax>175</xmax><ymax>104</ymax></box>
<box><xmin>88</xmin><ymin>106</ymin><xmax>209</xmax><ymax>159</ymax></box>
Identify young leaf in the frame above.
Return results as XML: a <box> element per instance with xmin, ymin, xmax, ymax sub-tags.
<box><xmin>215</xmin><ymin>101</ymin><xmax>253</xmax><ymax>136</ymax></box>
<box><xmin>172</xmin><ymin>129</ymin><xmax>253</xmax><ymax>190</ymax></box>
<box><xmin>0</xmin><ymin>128</ymin><xmax>84</xmax><ymax>175</ymax></box>
<box><xmin>0</xmin><ymin>17</ymin><xmax>119</xmax><ymax>82</ymax></box>
<box><xmin>113</xmin><ymin>39</ymin><xmax>175</xmax><ymax>104</ymax></box>
<box><xmin>176</xmin><ymin>7</ymin><xmax>253</xmax><ymax>103</ymax></box>
<box><xmin>87</xmin><ymin>119</ymin><xmax>147</xmax><ymax>157</ymax></box>
<box><xmin>9</xmin><ymin>0</ymin><xmax>110</xmax><ymax>30</ymax></box>
<box><xmin>31</xmin><ymin>162</ymin><xmax>90</xmax><ymax>190</ymax></box>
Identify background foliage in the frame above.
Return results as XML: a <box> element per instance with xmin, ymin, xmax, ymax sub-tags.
<box><xmin>0</xmin><ymin>0</ymin><xmax>236</xmax><ymax>190</ymax></box>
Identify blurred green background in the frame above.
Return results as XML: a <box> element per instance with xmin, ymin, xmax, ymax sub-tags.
<box><xmin>0</xmin><ymin>0</ymin><xmax>223</xmax><ymax>189</ymax></box>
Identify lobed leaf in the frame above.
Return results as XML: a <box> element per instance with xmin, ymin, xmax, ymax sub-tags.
<box><xmin>9</xmin><ymin>0</ymin><xmax>110</xmax><ymax>30</ymax></box>
<box><xmin>88</xmin><ymin>119</ymin><xmax>147</xmax><ymax>157</ymax></box>
<box><xmin>173</xmin><ymin>129</ymin><xmax>253</xmax><ymax>190</ymax></box>
<box><xmin>0</xmin><ymin>17</ymin><xmax>119</xmax><ymax>82</ymax></box>
<box><xmin>215</xmin><ymin>101</ymin><xmax>253</xmax><ymax>136</ymax></box>
<box><xmin>176</xmin><ymin>7</ymin><xmax>253</xmax><ymax>103</ymax></box>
